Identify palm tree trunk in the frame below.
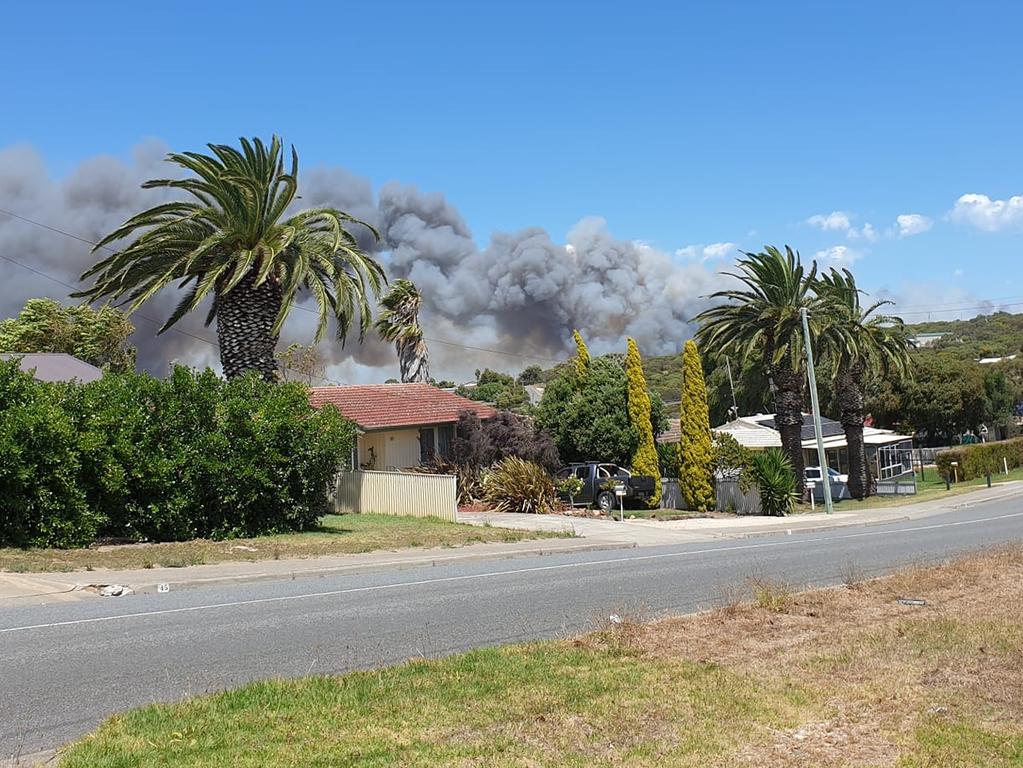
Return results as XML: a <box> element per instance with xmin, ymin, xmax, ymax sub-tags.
<box><xmin>215</xmin><ymin>270</ymin><xmax>283</xmax><ymax>381</ymax></box>
<box><xmin>837</xmin><ymin>364</ymin><xmax>868</xmax><ymax>499</ymax></box>
<box><xmin>771</xmin><ymin>364</ymin><xmax>806</xmax><ymax>495</ymax></box>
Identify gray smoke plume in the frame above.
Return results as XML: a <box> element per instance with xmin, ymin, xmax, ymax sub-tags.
<box><xmin>0</xmin><ymin>141</ymin><xmax>731</xmax><ymax>383</ymax></box>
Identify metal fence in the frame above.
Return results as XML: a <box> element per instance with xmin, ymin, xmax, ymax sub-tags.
<box><xmin>334</xmin><ymin>470</ymin><xmax>457</xmax><ymax>521</ymax></box>
<box><xmin>875</xmin><ymin>475</ymin><xmax>918</xmax><ymax>495</ymax></box>
<box><xmin>660</xmin><ymin>479</ymin><xmax>685</xmax><ymax>510</ymax></box>
<box><xmin>715</xmin><ymin>476</ymin><xmax>763</xmax><ymax>515</ymax></box>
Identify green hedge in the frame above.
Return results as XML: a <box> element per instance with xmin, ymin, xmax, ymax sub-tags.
<box><xmin>934</xmin><ymin>437</ymin><xmax>1023</xmax><ymax>482</ymax></box>
<box><xmin>0</xmin><ymin>361</ymin><xmax>355</xmax><ymax>548</ymax></box>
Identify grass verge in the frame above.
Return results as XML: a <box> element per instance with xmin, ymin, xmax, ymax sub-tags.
<box><xmin>0</xmin><ymin>514</ymin><xmax>568</xmax><ymax>573</ymax></box>
<box><xmin>58</xmin><ymin>546</ymin><xmax>1023</xmax><ymax>766</ymax></box>
<box><xmin>792</xmin><ymin>466</ymin><xmax>1023</xmax><ymax>514</ymax></box>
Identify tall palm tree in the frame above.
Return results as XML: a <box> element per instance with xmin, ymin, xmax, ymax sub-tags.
<box><xmin>374</xmin><ymin>279</ymin><xmax>430</xmax><ymax>383</ymax></box>
<box><xmin>694</xmin><ymin>246</ymin><xmax>821</xmax><ymax>494</ymax></box>
<box><xmin>815</xmin><ymin>268</ymin><xmax>913</xmax><ymax>499</ymax></box>
<box><xmin>75</xmin><ymin>136</ymin><xmax>385</xmax><ymax>380</ymax></box>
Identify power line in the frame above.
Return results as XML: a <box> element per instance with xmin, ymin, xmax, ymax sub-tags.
<box><xmin>0</xmin><ymin>250</ymin><xmax>347</xmax><ymax>386</ymax></box>
<box><xmin>0</xmin><ymin>252</ymin><xmax>218</xmax><ymax>347</ymax></box>
<box><xmin>0</xmin><ymin>207</ymin><xmax>567</xmax><ymax>366</ymax></box>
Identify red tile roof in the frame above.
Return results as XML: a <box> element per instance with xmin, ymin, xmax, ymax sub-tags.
<box><xmin>309</xmin><ymin>383</ymin><xmax>498</xmax><ymax>431</ymax></box>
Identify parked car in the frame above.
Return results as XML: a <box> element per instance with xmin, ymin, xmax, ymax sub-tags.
<box><xmin>804</xmin><ymin>466</ymin><xmax>848</xmax><ymax>484</ymax></box>
<box><xmin>804</xmin><ymin>466</ymin><xmax>850</xmax><ymax>502</ymax></box>
<box><xmin>554</xmin><ymin>462</ymin><xmax>656</xmax><ymax>513</ymax></box>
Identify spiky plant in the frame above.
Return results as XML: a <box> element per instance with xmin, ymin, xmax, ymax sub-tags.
<box><xmin>483</xmin><ymin>457</ymin><xmax>556</xmax><ymax>514</ymax></box>
<box><xmin>374</xmin><ymin>279</ymin><xmax>429</xmax><ymax>383</ymax></box>
<box><xmin>750</xmin><ymin>448</ymin><xmax>798</xmax><ymax>516</ymax></box>
<box><xmin>75</xmin><ymin>136</ymin><xmax>385</xmax><ymax>380</ymax></box>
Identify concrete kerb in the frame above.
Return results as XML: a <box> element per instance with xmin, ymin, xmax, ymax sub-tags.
<box><xmin>0</xmin><ymin>538</ymin><xmax>633</xmax><ymax>606</ymax></box>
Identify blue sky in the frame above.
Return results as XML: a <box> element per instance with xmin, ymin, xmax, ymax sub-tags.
<box><xmin>3</xmin><ymin>1</ymin><xmax>1023</xmax><ymax>324</ymax></box>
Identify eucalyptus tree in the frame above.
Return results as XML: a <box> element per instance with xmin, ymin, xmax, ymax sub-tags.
<box><xmin>815</xmin><ymin>268</ymin><xmax>913</xmax><ymax>498</ymax></box>
<box><xmin>76</xmin><ymin>136</ymin><xmax>385</xmax><ymax>380</ymax></box>
<box><xmin>374</xmin><ymin>279</ymin><xmax>430</xmax><ymax>383</ymax></box>
<box><xmin>694</xmin><ymin>246</ymin><xmax>823</xmax><ymax>493</ymax></box>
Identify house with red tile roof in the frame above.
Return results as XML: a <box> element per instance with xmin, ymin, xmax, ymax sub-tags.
<box><xmin>309</xmin><ymin>383</ymin><xmax>497</xmax><ymax>470</ymax></box>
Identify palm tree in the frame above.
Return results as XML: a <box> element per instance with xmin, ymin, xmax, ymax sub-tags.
<box><xmin>694</xmin><ymin>246</ymin><xmax>821</xmax><ymax>494</ymax></box>
<box><xmin>374</xmin><ymin>279</ymin><xmax>430</xmax><ymax>383</ymax></box>
<box><xmin>75</xmin><ymin>136</ymin><xmax>385</xmax><ymax>380</ymax></box>
<box><xmin>815</xmin><ymin>268</ymin><xmax>913</xmax><ymax>499</ymax></box>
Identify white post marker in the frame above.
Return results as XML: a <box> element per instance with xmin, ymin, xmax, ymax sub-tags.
<box><xmin>801</xmin><ymin>307</ymin><xmax>833</xmax><ymax>515</ymax></box>
<box><xmin>615</xmin><ymin>483</ymin><xmax>626</xmax><ymax>522</ymax></box>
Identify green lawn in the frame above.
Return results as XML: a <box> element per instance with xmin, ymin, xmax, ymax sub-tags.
<box><xmin>0</xmin><ymin>514</ymin><xmax>568</xmax><ymax>574</ymax></box>
<box><xmin>58</xmin><ymin>546</ymin><xmax>1023</xmax><ymax>767</ymax></box>
<box><xmin>793</xmin><ymin>465</ymin><xmax>1023</xmax><ymax>514</ymax></box>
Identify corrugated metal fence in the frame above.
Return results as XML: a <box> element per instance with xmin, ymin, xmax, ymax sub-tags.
<box><xmin>334</xmin><ymin>470</ymin><xmax>457</xmax><ymax>521</ymax></box>
<box><xmin>715</xmin><ymin>476</ymin><xmax>763</xmax><ymax>515</ymax></box>
<box><xmin>661</xmin><ymin>476</ymin><xmax>763</xmax><ymax>515</ymax></box>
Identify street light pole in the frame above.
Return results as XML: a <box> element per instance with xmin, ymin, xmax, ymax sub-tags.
<box><xmin>801</xmin><ymin>307</ymin><xmax>833</xmax><ymax>515</ymax></box>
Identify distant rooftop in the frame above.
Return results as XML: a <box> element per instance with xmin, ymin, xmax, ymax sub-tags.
<box><xmin>0</xmin><ymin>353</ymin><xmax>103</xmax><ymax>383</ymax></box>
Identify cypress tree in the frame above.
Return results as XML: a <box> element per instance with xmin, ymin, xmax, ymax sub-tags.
<box><xmin>625</xmin><ymin>337</ymin><xmax>662</xmax><ymax>508</ymax></box>
<box><xmin>678</xmin><ymin>339</ymin><xmax>715</xmax><ymax>510</ymax></box>
<box><xmin>571</xmin><ymin>329</ymin><xmax>590</xmax><ymax>383</ymax></box>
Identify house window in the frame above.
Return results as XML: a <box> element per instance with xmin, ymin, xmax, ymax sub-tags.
<box><xmin>437</xmin><ymin>424</ymin><xmax>454</xmax><ymax>459</ymax></box>
<box><xmin>419</xmin><ymin>427</ymin><xmax>436</xmax><ymax>464</ymax></box>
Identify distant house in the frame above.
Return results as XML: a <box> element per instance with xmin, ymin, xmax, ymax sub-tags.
<box><xmin>309</xmin><ymin>383</ymin><xmax>497</xmax><ymax>470</ymax></box>
<box><xmin>978</xmin><ymin>354</ymin><xmax>1018</xmax><ymax>364</ymax></box>
<box><xmin>0</xmin><ymin>353</ymin><xmax>103</xmax><ymax>383</ymax></box>
<box><xmin>659</xmin><ymin>412</ymin><xmax>913</xmax><ymax>476</ymax></box>
<box><xmin>909</xmin><ymin>332</ymin><xmax>946</xmax><ymax>348</ymax></box>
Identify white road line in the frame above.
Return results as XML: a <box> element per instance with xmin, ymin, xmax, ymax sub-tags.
<box><xmin>3</xmin><ymin>508</ymin><xmax>1023</xmax><ymax>635</ymax></box>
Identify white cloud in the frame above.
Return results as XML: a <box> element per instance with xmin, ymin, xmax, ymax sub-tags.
<box><xmin>848</xmin><ymin>222</ymin><xmax>878</xmax><ymax>242</ymax></box>
<box><xmin>808</xmin><ymin>211</ymin><xmax>877</xmax><ymax>242</ymax></box>
<box><xmin>895</xmin><ymin>213</ymin><xmax>933</xmax><ymax>237</ymax></box>
<box><xmin>814</xmin><ymin>245</ymin><xmax>863</xmax><ymax>266</ymax></box>
<box><xmin>806</xmin><ymin>211</ymin><xmax>852</xmax><ymax>231</ymax></box>
<box><xmin>949</xmin><ymin>193</ymin><xmax>1023</xmax><ymax>232</ymax></box>
<box><xmin>675</xmin><ymin>241</ymin><xmax>738</xmax><ymax>262</ymax></box>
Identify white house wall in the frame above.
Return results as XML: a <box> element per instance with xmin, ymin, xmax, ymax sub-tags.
<box><xmin>357</xmin><ymin>429</ymin><xmax>423</xmax><ymax>470</ymax></box>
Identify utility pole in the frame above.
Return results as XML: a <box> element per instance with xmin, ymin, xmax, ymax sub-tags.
<box><xmin>800</xmin><ymin>307</ymin><xmax>833</xmax><ymax>515</ymax></box>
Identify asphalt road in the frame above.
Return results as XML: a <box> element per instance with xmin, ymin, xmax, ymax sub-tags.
<box><xmin>4</xmin><ymin>495</ymin><xmax>1023</xmax><ymax>759</ymax></box>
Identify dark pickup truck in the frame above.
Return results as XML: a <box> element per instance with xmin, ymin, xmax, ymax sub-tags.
<box><xmin>554</xmin><ymin>462</ymin><xmax>657</xmax><ymax>513</ymax></box>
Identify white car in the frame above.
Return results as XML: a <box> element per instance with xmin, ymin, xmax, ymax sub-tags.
<box><xmin>804</xmin><ymin>466</ymin><xmax>849</xmax><ymax>484</ymax></box>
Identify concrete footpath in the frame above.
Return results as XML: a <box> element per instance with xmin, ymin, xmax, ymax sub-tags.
<box><xmin>460</xmin><ymin>482</ymin><xmax>1023</xmax><ymax>542</ymax></box>
<box><xmin>3</xmin><ymin>482</ymin><xmax>1021</xmax><ymax>610</ymax></box>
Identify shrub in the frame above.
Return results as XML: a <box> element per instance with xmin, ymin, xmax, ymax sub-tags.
<box><xmin>535</xmin><ymin>357</ymin><xmax>639</xmax><ymax>466</ymax></box>
<box><xmin>935</xmin><ymin>438</ymin><xmax>1023</xmax><ymax>482</ymax></box>
<box><xmin>0</xmin><ymin>363</ymin><xmax>355</xmax><ymax>548</ymax></box>
<box><xmin>625</xmin><ymin>338</ymin><xmax>661</xmax><ymax>507</ymax></box>
<box><xmin>711</xmin><ymin>433</ymin><xmax>755</xmax><ymax>489</ymax></box>
<box><xmin>0</xmin><ymin>363</ymin><xmax>99</xmax><ymax>547</ymax></box>
<box><xmin>483</xmin><ymin>457</ymin><xmax>556</xmax><ymax>514</ymax></box>
<box><xmin>750</xmin><ymin>448</ymin><xmax>797</xmax><ymax>517</ymax></box>
<box><xmin>657</xmin><ymin>441</ymin><xmax>680</xmax><ymax>478</ymax></box>
<box><xmin>678</xmin><ymin>340</ymin><xmax>715</xmax><ymax>511</ymax></box>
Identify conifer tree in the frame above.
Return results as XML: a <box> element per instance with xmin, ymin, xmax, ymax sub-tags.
<box><xmin>678</xmin><ymin>339</ymin><xmax>715</xmax><ymax>510</ymax></box>
<box><xmin>571</xmin><ymin>329</ymin><xmax>590</xmax><ymax>383</ymax></box>
<box><xmin>625</xmin><ymin>338</ymin><xmax>662</xmax><ymax>508</ymax></box>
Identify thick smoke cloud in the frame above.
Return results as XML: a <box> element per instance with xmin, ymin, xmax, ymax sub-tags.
<box><xmin>0</xmin><ymin>141</ymin><xmax>730</xmax><ymax>383</ymax></box>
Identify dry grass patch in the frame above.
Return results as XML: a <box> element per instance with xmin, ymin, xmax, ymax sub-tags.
<box><xmin>0</xmin><ymin>514</ymin><xmax>568</xmax><ymax>573</ymax></box>
<box><xmin>59</xmin><ymin>547</ymin><xmax>1023</xmax><ymax>767</ymax></box>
